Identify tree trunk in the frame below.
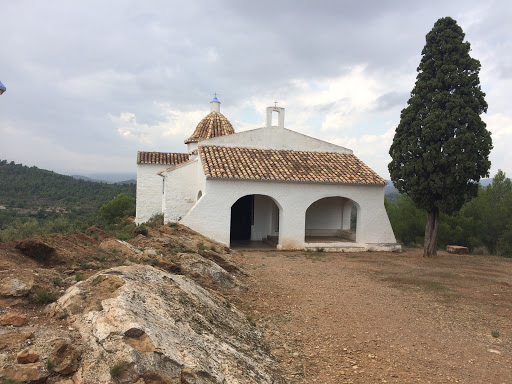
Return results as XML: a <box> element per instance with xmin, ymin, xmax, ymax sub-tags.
<box><xmin>424</xmin><ymin>207</ymin><xmax>439</xmax><ymax>257</ymax></box>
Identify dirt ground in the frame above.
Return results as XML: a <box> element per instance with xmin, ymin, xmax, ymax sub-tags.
<box><xmin>238</xmin><ymin>248</ymin><xmax>512</xmax><ymax>384</ymax></box>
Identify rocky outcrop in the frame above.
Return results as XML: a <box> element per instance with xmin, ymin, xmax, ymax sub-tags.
<box><xmin>174</xmin><ymin>252</ymin><xmax>239</xmax><ymax>289</ymax></box>
<box><xmin>17</xmin><ymin>348</ymin><xmax>39</xmax><ymax>363</ymax></box>
<box><xmin>0</xmin><ymin>331</ymin><xmax>33</xmax><ymax>348</ymax></box>
<box><xmin>1</xmin><ymin>362</ymin><xmax>48</xmax><ymax>382</ymax></box>
<box><xmin>50</xmin><ymin>341</ymin><xmax>80</xmax><ymax>374</ymax></box>
<box><xmin>0</xmin><ymin>312</ymin><xmax>29</xmax><ymax>327</ymax></box>
<box><xmin>0</xmin><ymin>275</ymin><xmax>34</xmax><ymax>297</ymax></box>
<box><xmin>50</xmin><ymin>265</ymin><xmax>283</xmax><ymax>384</ymax></box>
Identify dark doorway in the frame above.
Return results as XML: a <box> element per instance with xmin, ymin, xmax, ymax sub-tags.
<box><xmin>230</xmin><ymin>195</ymin><xmax>254</xmax><ymax>241</ymax></box>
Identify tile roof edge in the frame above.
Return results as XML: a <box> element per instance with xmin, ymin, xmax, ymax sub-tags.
<box><xmin>200</xmin><ymin>144</ymin><xmax>352</xmax><ymax>156</ymax></box>
<box><xmin>158</xmin><ymin>157</ymin><xmax>198</xmax><ymax>175</ymax></box>
<box><xmin>136</xmin><ymin>151</ymin><xmax>189</xmax><ymax>165</ymax></box>
<box><xmin>204</xmin><ymin>175</ymin><xmax>386</xmax><ymax>185</ymax></box>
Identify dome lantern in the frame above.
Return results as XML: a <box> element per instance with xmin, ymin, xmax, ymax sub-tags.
<box><xmin>185</xmin><ymin>96</ymin><xmax>235</xmax><ymax>154</ymax></box>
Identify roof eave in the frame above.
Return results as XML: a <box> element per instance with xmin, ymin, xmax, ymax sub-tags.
<box><xmin>204</xmin><ymin>176</ymin><xmax>386</xmax><ymax>185</ymax></box>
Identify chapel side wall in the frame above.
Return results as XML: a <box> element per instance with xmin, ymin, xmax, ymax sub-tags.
<box><xmin>136</xmin><ymin>164</ymin><xmax>166</xmax><ymax>225</ymax></box>
<box><xmin>163</xmin><ymin>161</ymin><xmax>198</xmax><ymax>223</ymax></box>
<box><xmin>353</xmin><ymin>187</ymin><xmax>396</xmax><ymax>244</ymax></box>
<box><xmin>181</xmin><ymin>179</ymin><xmax>396</xmax><ymax>248</ymax></box>
<box><xmin>196</xmin><ymin>159</ymin><xmax>207</xmax><ymax>199</ymax></box>
<box><xmin>201</xmin><ymin>128</ymin><xmax>353</xmax><ymax>154</ymax></box>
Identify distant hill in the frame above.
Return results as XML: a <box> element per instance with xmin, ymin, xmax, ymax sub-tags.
<box><xmin>117</xmin><ymin>179</ymin><xmax>137</xmax><ymax>185</ymax></box>
<box><xmin>71</xmin><ymin>172</ymin><xmax>137</xmax><ymax>184</ymax></box>
<box><xmin>385</xmin><ymin>178</ymin><xmax>499</xmax><ymax>203</ymax></box>
<box><xmin>480</xmin><ymin>178</ymin><xmax>492</xmax><ymax>187</ymax></box>
<box><xmin>384</xmin><ymin>181</ymin><xmax>400</xmax><ymax>203</ymax></box>
<box><xmin>71</xmin><ymin>175</ymin><xmax>101</xmax><ymax>182</ymax></box>
<box><xmin>0</xmin><ymin>160</ymin><xmax>136</xmax><ymax>219</ymax></box>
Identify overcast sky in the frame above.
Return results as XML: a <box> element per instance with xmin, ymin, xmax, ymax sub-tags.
<box><xmin>1</xmin><ymin>0</ymin><xmax>511</xmax><ymax>179</ymax></box>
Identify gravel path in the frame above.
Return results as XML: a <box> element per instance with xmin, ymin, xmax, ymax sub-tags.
<box><xmin>238</xmin><ymin>249</ymin><xmax>512</xmax><ymax>383</ymax></box>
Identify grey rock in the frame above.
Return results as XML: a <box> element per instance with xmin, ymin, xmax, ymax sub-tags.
<box><xmin>51</xmin><ymin>265</ymin><xmax>283</xmax><ymax>384</ymax></box>
<box><xmin>176</xmin><ymin>252</ymin><xmax>238</xmax><ymax>289</ymax></box>
<box><xmin>0</xmin><ymin>277</ymin><xmax>33</xmax><ymax>297</ymax></box>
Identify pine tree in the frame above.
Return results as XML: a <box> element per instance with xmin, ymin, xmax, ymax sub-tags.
<box><xmin>388</xmin><ymin>17</ymin><xmax>492</xmax><ymax>257</ymax></box>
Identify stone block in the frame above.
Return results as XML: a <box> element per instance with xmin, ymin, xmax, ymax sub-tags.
<box><xmin>446</xmin><ymin>245</ymin><xmax>469</xmax><ymax>254</ymax></box>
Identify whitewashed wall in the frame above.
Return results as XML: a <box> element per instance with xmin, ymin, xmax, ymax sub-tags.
<box><xmin>181</xmin><ymin>178</ymin><xmax>396</xmax><ymax>249</ymax></box>
<box><xmin>305</xmin><ymin>197</ymin><xmax>344</xmax><ymax>236</ymax></box>
<box><xmin>136</xmin><ymin>164</ymin><xmax>167</xmax><ymax>224</ymax></box>
<box><xmin>251</xmin><ymin>195</ymin><xmax>277</xmax><ymax>240</ymax></box>
<box><xmin>201</xmin><ymin>127</ymin><xmax>352</xmax><ymax>153</ymax></box>
<box><xmin>162</xmin><ymin>160</ymin><xmax>199</xmax><ymax>222</ymax></box>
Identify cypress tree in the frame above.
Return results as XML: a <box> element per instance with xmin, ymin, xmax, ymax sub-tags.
<box><xmin>388</xmin><ymin>17</ymin><xmax>492</xmax><ymax>257</ymax></box>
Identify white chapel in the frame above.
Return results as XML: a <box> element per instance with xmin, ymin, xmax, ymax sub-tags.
<box><xmin>136</xmin><ymin>97</ymin><xmax>398</xmax><ymax>251</ymax></box>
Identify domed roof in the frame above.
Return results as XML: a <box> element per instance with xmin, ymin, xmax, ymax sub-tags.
<box><xmin>184</xmin><ymin>98</ymin><xmax>235</xmax><ymax>144</ymax></box>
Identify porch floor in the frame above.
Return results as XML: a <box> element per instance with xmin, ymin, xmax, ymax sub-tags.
<box><xmin>231</xmin><ymin>238</ymin><xmax>400</xmax><ymax>252</ymax></box>
<box><xmin>305</xmin><ymin>236</ymin><xmax>355</xmax><ymax>243</ymax></box>
<box><xmin>230</xmin><ymin>240</ymin><xmax>277</xmax><ymax>250</ymax></box>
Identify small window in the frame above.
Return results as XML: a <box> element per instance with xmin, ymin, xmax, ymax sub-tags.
<box><xmin>197</xmin><ymin>190</ymin><xmax>203</xmax><ymax>201</ymax></box>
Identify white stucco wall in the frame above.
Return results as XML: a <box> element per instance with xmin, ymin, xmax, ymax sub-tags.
<box><xmin>181</xmin><ymin>178</ymin><xmax>396</xmax><ymax>249</ymax></box>
<box><xmin>187</xmin><ymin>142</ymin><xmax>198</xmax><ymax>155</ymax></box>
<box><xmin>136</xmin><ymin>164</ymin><xmax>167</xmax><ymax>224</ymax></box>
<box><xmin>342</xmin><ymin>199</ymin><xmax>354</xmax><ymax>230</ymax></box>
<box><xmin>251</xmin><ymin>195</ymin><xmax>277</xmax><ymax>240</ymax></box>
<box><xmin>305</xmin><ymin>197</ymin><xmax>344</xmax><ymax>236</ymax></box>
<box><xmin>162</xmin><ymin>160</ymin><xmax>200</xmax><ymax>222</ymax></box>
<box><xmin>200</xmin><ymin>127</ymin><xmax>352</xmax><ymax>154</ymax></box>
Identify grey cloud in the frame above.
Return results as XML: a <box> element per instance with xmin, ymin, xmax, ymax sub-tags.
<box><xmin>373</xmin><ymin>92</ymin><xmax>409</xmax><ymax>112</ymax></box>
<box><xmin>0</xmin><ymin>0</ymin><xmax>510</xmax><ymax>173</ymax></box>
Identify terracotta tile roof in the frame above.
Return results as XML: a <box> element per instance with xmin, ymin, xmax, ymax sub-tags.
<box><xmin>200</xmin><ymin>146</ymin><xmax>386</xmax><ymax>185</ymax></box>
<box><xmin>184</xmin><ymin>112</ymin><xmax>235</xmax><ymax>144</ymax></box>
<box><xmin>137</xmin><ymin>151</ymin><xmax>189</xmax><ymax>165</ymax></box>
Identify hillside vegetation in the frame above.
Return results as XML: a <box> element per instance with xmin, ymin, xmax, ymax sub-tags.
<box><xmin>0</xmin><ymin>160</ymin><xmax>136</xmax><ymax>240</ymax></box>
<box><xmin>386</xmin><ymin>170</ymin><xmax>512</xmax><ymax>257</ymax></box>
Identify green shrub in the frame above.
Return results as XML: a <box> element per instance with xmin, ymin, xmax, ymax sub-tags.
<box><xmin>45</xmin><ymin>358</ymin><xmax>56</xmax><ymax>370</ymax></box>
<box><xmin>75</xmin><ymin>273</ymin><xmax>86</xmax><ymax>282</ymax></box>
<box><xmin>110</xmin><ymin>361</ymin><xmax>129</xmax><ymax>378</ymax></box>
<box><xmin>100</xmin><ymin>194</ymin><xmax>135</xmax><ymax>224</ymax></box>
<box><xmin>107</xmin><ymin>220</ymin><xmax>137</xmax><ymax>241</ymax></box>
<box><xmin>33</xmin><ymin>288</ymin><xmax>59</xmax><ymax>304</ymax></box>
<box><xmin>134</xmin><ymin>225</ymin><xmax>148</xmax><ymax>236</ymax></box>
<box><xmin>0</xmin><ymin>219</ymin><xmax>41</xmax><ymax>241</ymax></box>
<box><xmin>1</xmin><ymin>379</ymin><xmax>27</xmax><ymax>384</ymax></box>
<box><xmin>42</xmin><ymin>217</ymin><xmax>72</xmax><ymax>234</ymax></box>
<box><xmin>198</xmin><ymin>242</ymin><xmax>207</xmax><ymax>254</ymax></box>
<box><xmin>146</xmin><ymin>213</ymin><xmax>164</xmax><ymax>228</ymax></box>
<box><xmin>128</xmin><ymin>256</ymin><xmax>141</xmax><ymax>264</ymax></box>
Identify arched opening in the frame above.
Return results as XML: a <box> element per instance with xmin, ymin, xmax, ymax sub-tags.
<box><xmin>197</xmin><ymin>190</ymin><xmax>203</xmax><ymax>201</ymax></box>
<box><xmin>272</xmin><ymin>111</ymin><xmax>279</xmax><ymax>126</ymax></box>
<box><xmin>230</xmin><ymin>194</ymin><xmax>280</xmax><ymax>248</ymax></box>
<box><xmin>304</xmin><ymin>197</ymin><xmax>358</xmax><ymax>243</ymax></box>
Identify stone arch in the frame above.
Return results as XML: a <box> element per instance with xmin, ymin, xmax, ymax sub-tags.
<box><xmin>304</xmin><ymin>196</ymin><xmax>360</xmax><ymax>243</ymax></box>
<box><xmin>229</xmin><ymin>194</ymin><xmax>282</xmax><ymax>247</ymax></box>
